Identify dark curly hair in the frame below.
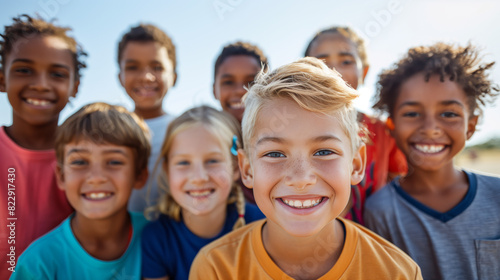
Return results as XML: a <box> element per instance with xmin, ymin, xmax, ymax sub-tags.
<box><xmin>373</xmin><ymin>42</ymin><xmax>499</xmax><ymax>118</ymax></box>
<box><xmin>117</xmin><ymin>24</ymin><xmax>177</xmax><ymax>77</ymax></box>
<box><xmin>0</xmin><ymin>14</ymin><xmax>87</xmax><ymax>81</ymax></box>
<box><xmin>213</xmin><ymin>41</ymin><xmax>269</xmax><ymax>80</ymax></box>
<box><xmin>304</xmin><ymin>26</ymin><xmax>369</xmax><ymax>69</ymax></box>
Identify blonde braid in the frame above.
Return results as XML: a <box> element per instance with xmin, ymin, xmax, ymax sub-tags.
<box><xmin>231</xmin><ymin>182</ymin><xmax>246</xmax><ymax>230</ymax></box>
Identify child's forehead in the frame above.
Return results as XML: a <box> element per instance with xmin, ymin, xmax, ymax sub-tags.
<box><xmin>7</xmin><ymin>35</ymin><xmax>73</xmax><ymax>64</ymax></box>
<box><xmin>63</xmin><ymin>139</ymin><xmax>133</xmax><ymax>154</ymax></box>
<box><xmin>120</xmin><ymin>41</ymin><xmax>171</xmax><ymax>61</ymax></box>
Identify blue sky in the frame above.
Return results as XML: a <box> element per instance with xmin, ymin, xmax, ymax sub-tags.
<box><xmin>1</xmin><ymin>0</ymin><xmax>499</xmax><ymax>145</ymax></box>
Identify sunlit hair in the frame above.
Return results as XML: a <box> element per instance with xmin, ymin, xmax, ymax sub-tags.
<box><xmin>55</xmin><ymin>102</ymin><xmax>151</xmax><ymax>177</ymax></box>
<box><xmin>304</xmin><ymin>26</ymin><xmax>369</xmax><ymax>69</ymax></box>
<box><xmin>117</xmin><ymin>23</ymin><xmax>177</xmax><ymax>80</ymax></box>
<box><xmin>0</xmin><ymin>14</ymin><xmax>87</xmax><ymax>80</ymax></box>
<box><xmin>373</xmin><ymin>42</ymin><xmax>499</xmax><ymax>118</ymax></box>
<box><xmin>214</xmin><ymin>41</ymin><xmax>269</xmax><ymax>80</ymax></box>
<box><xmin>146</xmin><ymin>106</ymin><xmax>246</xmax><ymax>230</ymax></box>
<box><xmin>242</xmin><ymin>57</ymin><xmax>363</xmax><ymax>155</ymax></box>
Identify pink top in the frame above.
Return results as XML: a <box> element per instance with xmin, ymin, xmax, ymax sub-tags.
<box><xmin>0</xmin><ymin>126</ymin><xmax>73</xmax><ymax>279</ymax></box>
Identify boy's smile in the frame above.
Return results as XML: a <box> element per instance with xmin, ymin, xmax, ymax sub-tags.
<box><xmin>392</xmin><ymin>73</ymin><xmax>477</xmax><ymax>173</ymax></box>
<box><xmin>57</xmin><ymin>141</ymin><xmax>146</xmax><ymax>220</ymax></box>
<box><xmin>239</xmin><ymin>98</ymin><xmax>365</xmax><ymax>237</ymax></box>
<box><xmin>213</xmin><ymin>55</ymin><xmax>261</xmax><ymax>122</ymax></box>
<box><xmin>119</xmin><ymin>41</ymin><xmax>175</xmax><ymax>119</ymax></box>
<box><xmin>1</xmin><ymin>35</ymin><xmax>78</xmax><ymax>127</ymax></box>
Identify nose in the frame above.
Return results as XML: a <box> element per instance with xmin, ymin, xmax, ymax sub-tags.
<box><xmin>87</xmin><ymin>164</ymin><xmax>107</xmax><ymax>185</ymax></box>
<box><xmin>421</xmin><ymin>114</ymin><xmax>442</xmax><ymax>137</ymax></box>
<box><xmin>190</xmin><ymin>163</ymin><xmax>209</xmax><ymax>186</ymax></box>
<box><xmin>29</xmin><ymin>72</ymin><xmax>50</xmax><ymax>92</ymax></box>
<box><xmin>140</xmin><ymin>67</ymin><xmax>156</xmax><ymax>82</ymax></box>
<box><xmin>284</xmin><ymin>158</ymin><xmax>317</xmax><ymax>190</ymax></box>
<box><xmin>234</xmin><ymin>81</ymin><xmax>247</xmax><ymax>96</ymax></box>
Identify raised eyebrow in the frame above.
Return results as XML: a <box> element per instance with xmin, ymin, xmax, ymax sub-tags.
<box><xmin>256</xmin><ymin>136</ymin><xmax>286</xmax><ymax>146</ymax></box>
<box><xmin>397</xmin><ymin>101</ymin><xmax>421</xmax><ymax>109</ymax></box>
<box><xmin>440</xmin><ymin>100</ymin><xmax>465</xmax><ymax>108</ymax></box>
<box><xmin>311</xmin><ymin>135</ymin><xmax>343</xmax><ymax>143</ymax></box>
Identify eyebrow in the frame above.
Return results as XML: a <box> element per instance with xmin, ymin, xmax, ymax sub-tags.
<box><xmin>398</xmin><ymin>100</ymin><xmax>465</xmax><ymax>109</ymax></box>
<box><xmin>256</xmin><ymin>135</ymin><xmax>342</xmax><ymax>146</ymax></box>
<box><xmin>66</xmin><ymin>148</ymin><xmax>128</xmax><ymax>156</ymax></box>
<box><xmin>11</xmin><ymin>58</ymin><xmax>70</xmax><ymax>70</ymax></box>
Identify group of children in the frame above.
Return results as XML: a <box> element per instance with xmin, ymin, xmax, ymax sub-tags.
<box><xmin>1</xmin><ymin>13</ymin><xmax>499</xmax><ymax>280</ymax></box>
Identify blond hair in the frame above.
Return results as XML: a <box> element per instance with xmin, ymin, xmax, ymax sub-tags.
<box><xmin>242</xmin><ymin>57</ymin><xmax>363</xmax><ymax>155</ymax></box>
<box><xmin>146</xmin><ymin>106</ymin><xmax>246</xmax><ymax>230</ymax></box>
<box><xmin>55</xmin><ymin>102</ymin><xmax>151</xmax><ymax>176</ymax></box>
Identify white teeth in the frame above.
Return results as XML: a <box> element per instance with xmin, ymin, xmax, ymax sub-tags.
<box><xmin>188</xmin><ymin>189</ymin><xmax>212</xmax><ymax>197</ymax></box>
<box><xmin>282</xmin><ymin>198</ymin><xmax>322</xmax><ymax>209</ymax></box>
<box><xmin>415</xmin><ymin>144</ymin><xmax>445</xmax><ymax>153</ymax></box>
<box><xmin>229</xmin><ymin>101</ymin><xmax>243</xmax><ymax>109</ymax></box>
<box><xmin>84</xmin><ymin>192</ymin><xmax>112</xmax><ymax>200</ymax></box>
<box><xmin>26</xmin><ymin>98</ymin><xmax>50</xmax><ymax>106</ymax></box>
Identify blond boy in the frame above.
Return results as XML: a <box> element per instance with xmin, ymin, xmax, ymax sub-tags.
<box><xmin>189</xmin><ymin>57</ymin><xmax>422</xmax><ymax>280</ymax></box>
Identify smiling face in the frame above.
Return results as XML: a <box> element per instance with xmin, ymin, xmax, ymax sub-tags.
<box><xmin>118</xmin><ymin>41</ymin><xmax>175</xmax><ymax>119</ymax></box>
<box><xmin>0</xmin><ymin>35</ymin><xmax>78</xmax><ymax>128</ymax></box>
<box><xmin>167</xmin><ymin>124</ymin><xmax>236</xmax><ymax>217</ymax></box>
<box><xmin>213</xmin><ymin>55</ymin><xmax>262</xmax><ymax>122</ymax></box>
<box><xmin>391</xmin><ymin>73</ymin><xmax>478</xmax><ymax>173</ymax></box>
<box><xmin>57</xmin><ymin>140</ymin><xmax>147</xmax><ymax>220</ymax></box>
<box><xmin>239</xmin><ymin>98</ymin><xmax>365</xmax><ymax>237</ymax></box>
<box><xmin>307</xmin><ymin>33</ymin><xmax>367</xmax><ymax>90</ymax></box>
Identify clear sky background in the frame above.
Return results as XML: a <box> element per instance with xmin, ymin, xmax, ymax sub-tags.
<box><xmin>1</xmin><ymin>0</ymin><xmax>499</xmax><ymax>146</ymax></box>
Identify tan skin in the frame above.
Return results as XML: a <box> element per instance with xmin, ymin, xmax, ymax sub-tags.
<box><xmin>0</xmin><ymin>35</ymin><xmax>79</xmax><ymax>150</ymax></box>
<box><xmin>391</xmin><ymin>73</ymin><xmax>478</xmax><ymax>213</ymax></box>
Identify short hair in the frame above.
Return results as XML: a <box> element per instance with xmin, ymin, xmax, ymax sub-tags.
<box><xmin>214</xmin><ymin>41</ymin><xmax>269</xmax><ymax>80</ymax></box>
<box><xmin>146</xmin><ymin>106</ymin><xmax>247</xmax><ymax>230</ymax></box>
<box><xmin>304</xmin><ymin>26</ymin><xmax>369</xmax><ymax>69</ymax></box>
<box><xmin>242</xmin><ymin>57</ymin><xmax>362</xmax><ymax>155</ymax></box>
<box><xmin>0</xmin><ymin>14</ymin><xmax>87</xmax><ymax>81</ymax></box>
<box><xmin>373</xmin><ymin>42</ymin><xmax>499</xmax><ymax>118</ymax></box>
<box><xmin>117</xmin><ymin>24</ymin><xmax>177</xmax><ymax>77</ymax></box>
<box><xmin>55</xmin><ymin>102</ymin><xmax>151</xmax><ymax>177</ymax></box>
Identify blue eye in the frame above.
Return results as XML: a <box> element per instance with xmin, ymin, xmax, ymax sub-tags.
<box><xmin>108</xmin><ymin>160</ymin><xmax>124</xmax><ymax>166</ymax></box>
<box><xmin>69</xmin><ymin>159</ymin><xmax>86</xmax><ymax>166</ymax></box>
<box><xmin>265</xmin><ymin>152</ymin><xmax>285</xmax><ymax>158</ymax></box>
<box><xmin>314</xmin><ymin>150</ymin><xmax>333</xmax><ymax>156</ymax></box>
<box><xmin>206</xmin><ymin>159</ymin><xmax>220</xmax><ymax>164</ymax></box>
<box><xmin>176</xmin><ymin>160</ymin><xmax>189</xmax><ymax>166</ymax></box>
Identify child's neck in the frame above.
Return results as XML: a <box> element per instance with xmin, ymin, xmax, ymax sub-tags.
<box><xmin>71</xmin><ymin>210</ymin><xmax>132</xmax><ymax>261</ymax></box>
<box><xmin>263</xmin><ymin>219</ymin><xmax>345</xmax><ymax>280</ymax></box>
<box><xmin>5</xmin><ymin>117</ymin><xmax>59</xmax><ymax>150</ymax></box>
<box><xmin>182</xmin><ymin>204</ymin><xmax>227</xmax><ymax>239</ymax></box>
<box><xmin>134</xmin><ymin>107</ymin><xmax>165</xmax><ymax>120</ymax></box>
<box><xmin>400</xmin><ymin>164</ymin><xmax>469</xmax><ymax>212</ymax></box>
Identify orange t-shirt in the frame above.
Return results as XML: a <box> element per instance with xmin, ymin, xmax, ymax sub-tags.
<box><xmin>189</xmin><ymin>218</ymin><xmax>422</xmax><ymax>280</ymax></box>
<box><xmin>0</xmin><ymin>127</ymin><xmax>73</xmax><ymax>279</ymax></box>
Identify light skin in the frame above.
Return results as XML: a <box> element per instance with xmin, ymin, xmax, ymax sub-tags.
<box><xmin>119</xmin><ymin>41</ymin><xmax>176</xmax><ymax>119</ymax></box>
<box><xmin>391</xmin><ymin>73</ymin><xmax>478</xmax><ymax>213</ymax></box>
<box><xmin>166</xmin><ymin>125</ymin><xmax>238</xmax><ymax>238</ymax></box>
<box><xmin>238</xmin><ymin>98</ymin><xmax>365</xmax><ymax>279</ymax></box>
<box><xmin>213</xmin><ymin>55</ymin><xmax>262</xmax><ymax>122</ymax></box>
<box><xmin>307</xmin><ymin>32</ymin><xmax>368</xmax><ymax>90</ymax></box>
<box><xmin>56</xmin><ymin>140</ymin><xmax>148</xmax><ymax>260</ymax></box>
<box><xmin>0</xmin><ymin>35</ymin><xmax>79</xmax><ymax>150</ymax></box>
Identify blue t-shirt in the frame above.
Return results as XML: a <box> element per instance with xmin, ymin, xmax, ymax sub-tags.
<box><xmin>10</xmin><ymin>212</ymin><xmax>148</xmax><ymax>280</ymax></box>
<box><xmin>141</xmin><ymin>203</ymin><xmax>264</xmax><ymax>279</ymax></box>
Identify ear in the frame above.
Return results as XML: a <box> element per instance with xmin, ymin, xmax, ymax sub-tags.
<box><xmin>466</xmin><ymin>115</ymin><xmax>479</xmax><ymax>140</ymax></box>
<box><xmin>238</xmin><ymin>149</ymin><xmax>253</xmax><ymax>189</ymax></box>
<box><xmin>118</xmin><ymin>72</ymin><xmax>125</xmax><ymax>88</ymax></box>
<box><xmin>361</xmin><ymin>65</ymin><xmax>370</xmax><ymax>84</ymax></box>
<box><xmin>350</xmin><ymin>143</ymin><xmax>366</xmax><ymax>185</ymax></box>
<box><xmin>133</xmin><ymin>168</ymin><xmax>149</xmax><ymax>190</ymax></box>
<box><xmin>212</xmin><ymin>83</ymin><xmax>219</xmax><ymax>100</ymax></box>
<box><xmin>55</xmin><ymin>164</ymin><xmax>66</xmax><ymax>191</ymax></box>
<box><xmin>0</xmin><ymin>71</ymin><xmax>6</xmax><ymax>92</ymax></box>
<box><xmin>71</xmin><ymin>79</ymin><xmax>80</xmax><ymax>98</ymax></box>
<box><xmin>172</xmin><ymin>72</ymin><xmax>178</xmax><ymax>87</ymax></box>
